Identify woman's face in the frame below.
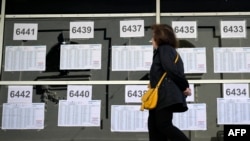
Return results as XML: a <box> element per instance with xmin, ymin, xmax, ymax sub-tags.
<box><xmin>151</xmin><ymin>37</ymin><xmax>158</xmax><ymax>49</ymax></box>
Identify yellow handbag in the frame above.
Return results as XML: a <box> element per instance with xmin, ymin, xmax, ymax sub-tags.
<box><xmin>140</xmin><ymin>73</ymin><xmax>166</xmax><ymax>111</ymax></box>
<box><xmin>140</xmin><ymin>54</ymin><xmax>179</xmax><ymax>111</ymax></box>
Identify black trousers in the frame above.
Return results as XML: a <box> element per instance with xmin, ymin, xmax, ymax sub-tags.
<box><xmin>148</xmin><ymin>107</ymin><xmax>190</xmax><ymax>141</ymax></box>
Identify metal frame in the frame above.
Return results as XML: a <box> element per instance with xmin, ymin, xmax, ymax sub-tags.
<box><xmin>0</xmin><ymin>0</ymin><xmax>249</xmax><ymax>86</ymax></box>
<box><xmin>0</xmin><ymin>80</ymin><xmax>249</xmax><ymax>85</ymax></box>
<box><xmin>0</xmin><ymin>0</ymin><xmax>6</xmax><ymax>76</ymax></box>
<box><xmin>5</xmin><ymin>12</ymin><xmax>250</xmax><ymax>19</ymax></box>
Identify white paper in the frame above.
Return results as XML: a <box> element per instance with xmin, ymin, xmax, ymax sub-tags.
<box><xmin>213</xmin><ymin>47</ymin><xmax>250</xmax><ymax>73</ymax></box>
<box><xmin>4</xmin><ymin>46</ymin><xmax>46</xmax><ymax>71</ymax></box>
<box><xmin>58</xmin><ymin>100</ymin><xmax>101</xmax><ymax>127</ymax></box>
<box><xmin>173</xmin><ymin>103</ymin><xmax>207</xmax><ymax>130</ymax></box>
<box><xmin>217</xmin><ymin>98</ymin><xmax>250</xmax><ymax>124</ymax></box>
<box><xmin>60</xmin><ymin>44</ymin><xmax>102</xmax><ymax>70</ymax></box>
<box><xmin>177</xmin><ymin>47</ymin><xmax>207</xmax><ymax>73</ymax></box>
<box><xmin>2</xmin><ymin>103</ymin><xmax>45</xmax><ymax>129</ymax></box>
<box><xmin>111</xmin><ymin>104</ymin><xmax>206</xmax><ymax>132</ymax></box>
<box><xmin>186</xmin><ymin>83</ymin><xmax>195</xmax><ymax>102</ymax></box>
<box><xmin>112</xmin><ymin>45</ymin><xmax>153</xmax><ymax>71</ymax></box>
<box><xmin>111</xmin><ymin>105</ymin><xmax>148</xmax><ymax>132</ymax></box>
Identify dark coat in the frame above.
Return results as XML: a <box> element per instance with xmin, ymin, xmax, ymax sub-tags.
<box><xmin>149</xmin><ymin>44</ymin><xmax>189</xmax><ymax>112</ymax></box>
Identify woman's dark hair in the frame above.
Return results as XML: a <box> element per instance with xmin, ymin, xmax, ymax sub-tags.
<box><xmin>151</xmin><ymin>24</ymin><xmax>179</xmax><ymax>48</ymax></box>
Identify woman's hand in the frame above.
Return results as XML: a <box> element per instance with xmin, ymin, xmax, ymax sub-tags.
<box><xmin>183</xmin><ymin>88</ymin><xmax>191</xmax><ymax>96</ymax></box>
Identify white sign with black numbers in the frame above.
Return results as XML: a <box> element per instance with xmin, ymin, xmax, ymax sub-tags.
<box><xmin>7</xmin><ymin>86</ymin><xmax>33</xmax><ymax>103</ymax></box>
<box><xmin>67</xmin><ymin>85</ymin><xmax>92</xmax><ymax>101</ymax></box>
<box><xmin>125</xmin><ymin>83</ymin><xmax>195</xmax><ymax>103</ymax></box>
<box><xmin>125</xmin><ymin>85</ymin><xmax>148</xmax><ymax>103</ymax></box>
<box><xmin>172</xmin><ymin>21</ymin><xmax>197</xmax><ymax>38</ymax></box>
<box><xmin>220</xmin><ymin>20</ymin><xmax>246</xmax><ymax>38</ymax></box>
<box><xmin>13</xmin><ymin>23</ymin><xmax>38</xmax><ymax>40</ymax></box>
<box><xmin>120</xmin><ymin>19</ymin><xmax>144</xmax><ymax>37</ymax></box>
<box><xmin>223</xmin><ymin>83</ymin><xmax>249</xmax><ymax>99</ymax></box>
<box><xmin>70</xmin><ymin>21</ymin><xmax>94</xmax><ymax>39</ymax></box>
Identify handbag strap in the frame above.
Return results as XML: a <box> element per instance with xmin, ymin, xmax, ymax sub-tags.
<box><xmin>156</xmin><ymin>53</ymin><xmax>179</xmax><ymax>88</ymax></box>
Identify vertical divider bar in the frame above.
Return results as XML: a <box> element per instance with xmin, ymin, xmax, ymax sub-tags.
<box><xmin>0</xmin><ymin>0</ymin><xmax>6</xmax><ymax>75</ymax></box>
<box><xmin>156</xmin><ymin>0</ymin><xmax>160</xmax><ymax>24</ymax></box>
